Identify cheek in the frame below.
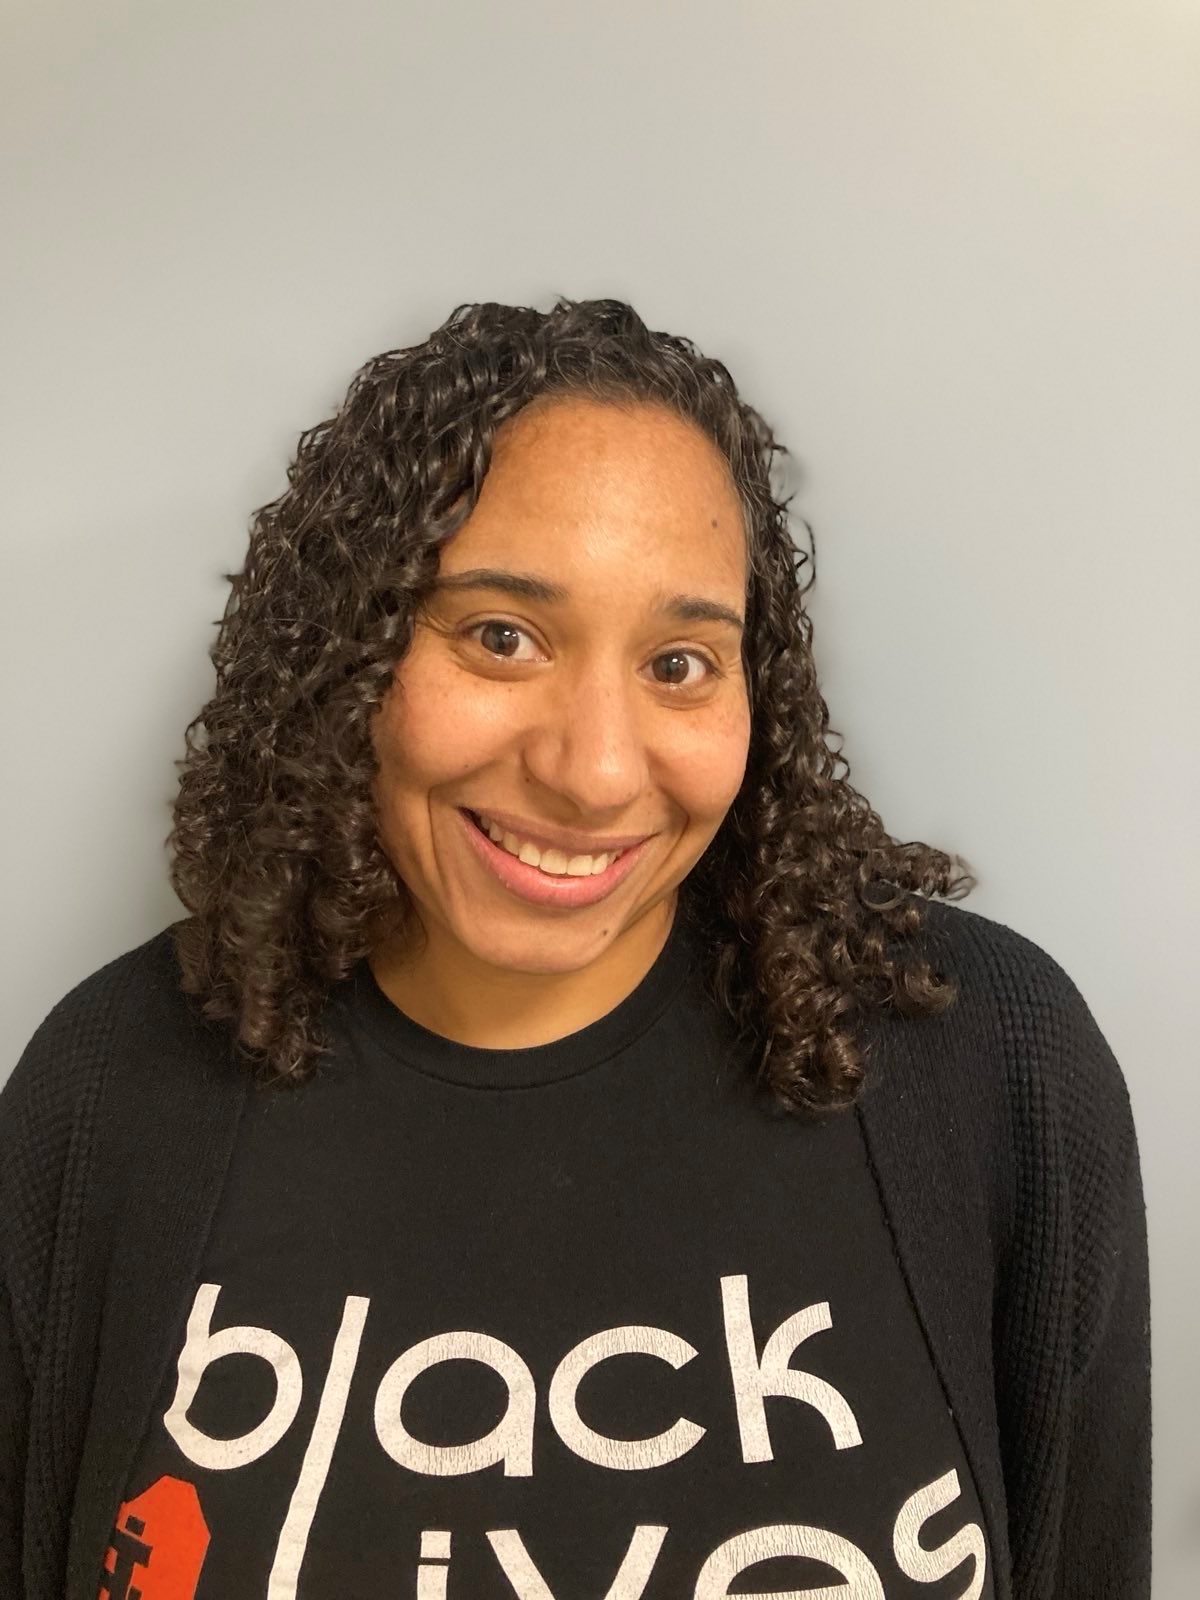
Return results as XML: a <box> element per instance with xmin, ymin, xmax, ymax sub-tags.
<box><xmin>372</xmin><ymin>652</ymin><xmax>510</xmax><ymax>792</ymax></box>
<box><xmin>666</xmin><ymin>698</ymin><xmax>752</xmax><ymax>823</ymax></box>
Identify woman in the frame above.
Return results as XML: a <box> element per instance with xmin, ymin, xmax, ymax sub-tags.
<box><xmin>1</xmin><ymin>297</ymin><xmax>1149</xmax><ymax>1599</ymax></box>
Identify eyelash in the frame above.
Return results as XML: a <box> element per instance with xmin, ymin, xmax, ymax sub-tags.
<box><xmin>457</xmin><ymin>619</ymin><xmax>723</xmax><ymax>689</ymax></box>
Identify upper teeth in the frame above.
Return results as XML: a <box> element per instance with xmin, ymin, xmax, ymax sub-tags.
<box><xmin>476</xmin><ymin>813</ymin><xmax>620</xmax><ymax>877</ymax></box>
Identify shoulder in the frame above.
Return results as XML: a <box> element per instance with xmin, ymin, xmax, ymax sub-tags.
<box><xmin>903</xmin><ymin>887</ymin><xmax>1084</xmax><ymax>1003</ymax></box>
<box><xmin>0</xmin><ymin>922</ymin><xmax>194</xmax><ymax>1180</ymax></box>
<box><xmin>864</xmin><ymin>888</ymin><xmax>1113</xmax><ymax>1095</ymax></box>
<box><xmin>912</xmin><ymin>891</ymin><xmax>1134</xmax><ymax>1130</ymax></box>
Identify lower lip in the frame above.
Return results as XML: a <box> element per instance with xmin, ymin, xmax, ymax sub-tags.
<box><xmin>457</xmin><ymin>808</ymin><xmax>650</xmax><ymax>909</ymax></box>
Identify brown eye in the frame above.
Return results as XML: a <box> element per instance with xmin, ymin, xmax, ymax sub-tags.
<box><xmin>462</xmin><ymin>620</ymin><xmax>537</xmax><ymax>659</ymax></box>
<box><xmin>652</xmin><ymin>650</ymin><xmax>717</xmax><ymax>689</ymax></box>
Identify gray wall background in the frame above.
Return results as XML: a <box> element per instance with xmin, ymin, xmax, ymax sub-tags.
<box><xmin>2</xmin><ymin>0</ymin><xmax>1196</xmax><ymax>1589</ymax></box>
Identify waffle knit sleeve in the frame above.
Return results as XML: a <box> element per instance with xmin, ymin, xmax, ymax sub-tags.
<box><xmin>0</xmin><ymin>1037</ymin><xmax>53</xmax><ymax>1598</ymax></box>
<box><xmin>1056</xmin><ymin>974</ymin><xmax>1152</xmax><ymax>1598</ymax></box>
<box><xmin>0</xmin><ymin>1273</ymin><xmax>26</xmax><ymax>1596</ymax></box>
<box><xmin>0</xmin><ymin>956</ymin><xmax>128</xmax><ymax>1599</ymax></box>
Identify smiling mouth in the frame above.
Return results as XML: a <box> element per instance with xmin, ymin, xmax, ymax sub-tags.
<box><xmin>462</xmin><ymin>809</ymin><xmax>631</xmax><ymax>871</ymax></box>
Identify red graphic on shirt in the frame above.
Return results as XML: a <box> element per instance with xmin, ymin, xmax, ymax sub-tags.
<box><xmin>98</xmin><ymin>1475</ymin><xmax>210</xmax><ymax>1600</ymax></box>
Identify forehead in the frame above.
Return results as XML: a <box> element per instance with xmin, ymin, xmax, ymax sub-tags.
<box><xmin>444</xmin><ymin>397</ymin><xmax>746</xmax><ymax>588</ymax></box>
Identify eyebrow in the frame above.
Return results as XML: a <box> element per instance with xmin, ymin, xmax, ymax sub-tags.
<box><xmin>428</xmin><ymin>567</ymin><xmax>745</xmax><ymax>634</ymax></box>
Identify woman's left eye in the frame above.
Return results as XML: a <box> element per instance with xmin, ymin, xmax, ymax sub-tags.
<box><xmin>651</xmin><ymin>648</ymin><xmax>719</xmax><ymax>689</ymax></box>
<box><xmin>460</xmin><ymin>621</ymin><xmax>719</xmax><ymax>688</ymax></box>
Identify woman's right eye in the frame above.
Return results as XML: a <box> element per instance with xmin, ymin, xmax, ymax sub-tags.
<box><xmin>459</xmin><ymin>619</ymin><xmax>539</xmax><ymax>660</ymax></box>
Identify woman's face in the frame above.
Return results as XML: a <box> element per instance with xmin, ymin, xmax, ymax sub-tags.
<box><xmin>370</xmin><ymin>395</ymin><xmax>752</xmax><ymax>977</ymax></box>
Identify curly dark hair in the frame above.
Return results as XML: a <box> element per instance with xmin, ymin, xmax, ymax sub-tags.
<box><xmin>168</xmin><ymin>295</ymin><xmax>976</xmax><ymax>1114</ymax></box>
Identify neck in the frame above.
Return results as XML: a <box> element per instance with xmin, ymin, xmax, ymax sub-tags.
<box><xmin>367</xmin><ymin>896</ymin><xmax>677</xmax><ymax>1050</ymax></box>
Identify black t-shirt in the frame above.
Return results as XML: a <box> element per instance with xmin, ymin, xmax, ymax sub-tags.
<box><xmin>99</xmin><ymin>909</ymin><xmax>995</xmax><ymax>1599</ymax></box>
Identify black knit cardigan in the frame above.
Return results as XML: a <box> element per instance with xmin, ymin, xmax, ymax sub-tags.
<box><xmin>0</xmin><ymin>895</ymin><xmax>1151</xmax><ymax>1598</ymax></box>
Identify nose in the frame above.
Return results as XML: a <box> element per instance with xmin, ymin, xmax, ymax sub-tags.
<box><xmin>519</xmin><ymin>661</ymin><xmax>651</xmax><ymax>818</ymax></box>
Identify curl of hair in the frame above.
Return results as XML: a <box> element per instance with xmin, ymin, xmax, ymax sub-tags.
<box><xmin>168</xmin><ymin>295</ymin><xmax>977</xmax><ymax>1115</ymax></box>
